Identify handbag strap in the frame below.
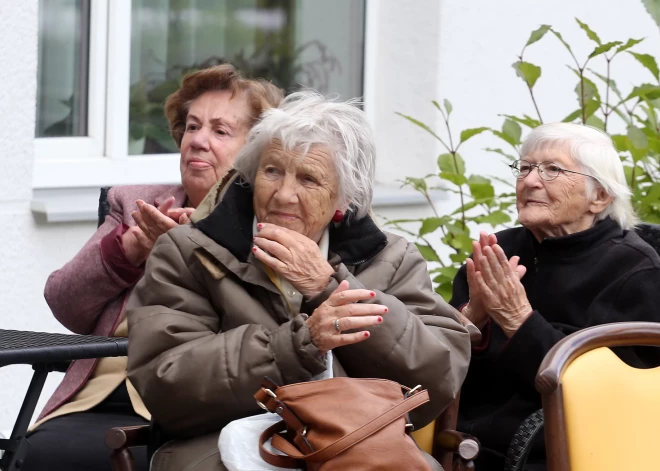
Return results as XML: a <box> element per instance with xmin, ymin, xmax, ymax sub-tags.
<box><xmin>259</xmin><ymin>390</ymin><xmax>430</xmax><ymax>468</ymax></box>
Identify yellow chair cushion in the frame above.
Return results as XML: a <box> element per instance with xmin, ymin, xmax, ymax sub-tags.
<box><xmin>412</xmin><ymin>421</ymin><xmax>435</xmax><ymax>455</ymax></box>
<box><xmin>562</xmin><ymin>346</ymin><xmax>660</xmax><ymax>470</ymax></box>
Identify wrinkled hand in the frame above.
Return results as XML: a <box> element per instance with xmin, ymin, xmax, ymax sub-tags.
<box><xmin>474</xmin><ymin>244</ymin><xmax>533</xmax><ymax>338</ymax></box>
<box><xmin>252</xmin><ymin>223</ymin><xmax>334</xmax><ymax>298</ymax></box>
<box><xmin>166</xmin><ymin>207</ymin><xmax>195</xmax><ymax>224</ymax></box>
<box><xmin>123</xmin><ymin>197</ymin><xmax>178</xmax><ymax>266</ymax></box>
<box><xmin>464</xmin><ymin>232</ymin><xmax>526</xmax><ymax>329</ymax></box>
<box><xmin>306</xmin><ymin>280</ymin><xmax>386</xmax><ymax>354</ymax></box>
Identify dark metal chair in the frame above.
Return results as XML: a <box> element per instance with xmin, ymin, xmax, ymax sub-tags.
<box><xmin>503</xmin><ymin>223</ymin><xmax>660</xmax><ymax>471</ymax></box>
<box><xmin>0</xmin><ymin>331</ymin><xmax>128</xmax><ymax>471</ymax></box>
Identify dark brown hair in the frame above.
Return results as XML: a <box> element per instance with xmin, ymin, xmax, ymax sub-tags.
<box><xmin>164</xmin><ymin>64</ymin><xmax>283</xmax><ymax>147</ymax></box>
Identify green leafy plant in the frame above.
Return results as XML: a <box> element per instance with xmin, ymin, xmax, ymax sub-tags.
<box><xmin>392</xmin><ymin>18</ymin><xmax>660</xmax><ymax>301</ymax></box>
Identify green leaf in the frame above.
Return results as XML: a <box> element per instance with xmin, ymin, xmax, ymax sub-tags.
<box><xmin>419</xmin><ymin>217</ymin><xmax>449</xmax><ymax>236</ymax></box>
<box><xmin>436</xmin><ymin>266</ymin><xmax>460</xmax><ymax>279</ymax></box>
<box><xmin>525</xmin><ymin>24</ymin><xmax>551</xmax><ymax>47</ymax></box>
<box><xmin>626</xmin><ymin>84</ymin><xmax>660</xmax><ymax>101</ymax></box>
<box><xmin>396</xmin><ymin>112</ymin><xmax>446</xmax><ymax>143</ymax></box>
<box><xmin>440</xmin><ymin>172</ymin><xmax>469</xmax><ymax>186</ymax></box>
<box><xmin>616</xmin><ymin>38</ymin><xmax>644</xmax><ymax>54</ymax></box>
<box><xmin>450</xmin><ymin>252</ymin><xmax>469</xmax><ymax>264</ymax></box>
<box><xmin>575</xmin><ymin>19</ymin><xmax>601</xmax><ymax>44</ymax></box>
<box><xmin>610</xmin><ymin>134</ymin><xmax>628</xmax><ymax>152</ymax></box>
<box><xmin>562</xmin><ymin>109</ymin><xmax>582</xmax><ymax>122</ymax></box>
<box><xmin>435</xmin><ymin>281</ymin><xmax>454</xmax><ymax>302</ymax></box>
<box><xmin>627</xmin><ymin>126</ymin><xmax>649</xmax><ymax>149</ymax></box>
<box><xmin>585</xmin><ymin>115</ymin><xmax>605</xmax><ymax>130</ymax></box>
<box><xmin>500</xmin><ymin>114</ymin><xmax>541</xmax><ymax>129</ymax></box>
<box><xmin>584</xmin><ymin>99</ymin><xmax>601</xmax><ymax>119</ymax></box>
<box><xmin>588</xmin><ymin>41</ymin><xmax>622</xmax><ymax>59</ymax></box>
<box><xmin>551</xmin><ymin>29</ymin><xmax>574</xmax><ymax>55</ymax></box>
<box><xmin>502</xmin><ymin>119</ymin><xmax>522</xmax><ymax>145</ymax></box>
<box><xmin>400</xmin><ymin>176</ymin><xmax>428</xmax><ymax>193</ymax></box>
<box><xmin>468</xmin><ymin>175</ymin><xmax>491</xmax><ymax>185</ymax></box>
<box><xmin>459</xmin><ymin>127</ymin><xmax>489</xmax><ymax>144</ymax></box>
<box><xmin>448</xmin><ymin>233</ymin><xmax>475</xmax><ymax>252</ymax></box>
<box><xmin>485</xmin><ymin>147</ymin><xmax>518</xmax><ymax>161</ymax></box>
<box><xmin>468</xmin><ymin>175</ymin><xmax>494</xmax><ymax>200</ymax></box>
<box><xmin>629</xmin><ymin>52</ymin><xmax>660</xmax><ymax>81</ymax></box>
<box><xmin>641</xmin><ymin>0</ymin><xmax>660</xmax><ymax>30</ymax></box>
<box><xmin>512</xmin><ymin>61</ymin><xmax>542</xmax><ymax>88</ymax></box>
<box><xmin>438</xmin><ymin>153</ymin><xmax>466</xmax><ymax>175</ymax></box>
<box><xmin>446</xmin><ymin>223</ymin><xmax>469</xmax><ymax>236</ymax></box>
<box><xmin>492</xmin><ymin>131</ymin><xmax>517</xmax><ymax>148</ymax></box>
<box><xmin>475</xmin><ymin>210</ymin><xmax>512</xmax><ymax>226</ymax></box>
<box><xmin>415</xmin><ymin>243</ymin><xmax>441</xmax><ymax>263</ymax></box>
<box><xmin>588</xmin><ymin>69</ymin><xmax>621</xmax><ymax>97</ymax></box>
<box><xmin>451</xmin><ymin>200</ymin><xmax>480</xmax><ymax>214</ymax></box>
<box><xmin>444</xmin><ymin>99</ymin><xmax>453</xmax><ymax>116</ymax></box>
<box><xmin>469</xmin><ymin>180</ymin><xmax>495</xmax><ymax>200</ymax></box>
<box><xmin>575</xmin><ymin>77</ymin><xmax>601</xmax><ymax>103</ymax></box>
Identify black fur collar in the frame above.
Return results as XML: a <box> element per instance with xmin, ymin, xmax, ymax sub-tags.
<box><xmin>194</xmin><ymin>179</ymin><xmax>388</xmax><ymax>265</ymax></box>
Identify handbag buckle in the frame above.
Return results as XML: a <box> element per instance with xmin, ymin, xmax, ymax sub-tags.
<box><xmin>403</xmin><ymin>385</ymin><xmax>421</xmax><ymax>399</ymax></box>
<box><xmin>256</xmin><ymin>388</ymin><xmax>278</xmax><ymax>411</ymax></box>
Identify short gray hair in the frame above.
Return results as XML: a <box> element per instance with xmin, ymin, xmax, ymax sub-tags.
<box><xmin>520</xmin><ymin>122</ymin><xmax>638</xmax><ymax>229</ymax></box>
<box><xmin>232</xmin><ymin>90</ymin><xmax>377</xmax><ymax>219</ymax></box>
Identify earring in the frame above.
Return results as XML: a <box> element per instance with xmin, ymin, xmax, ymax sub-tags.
<box><xmin>332</xmin><ymin>210</ymin><xmax>344</xmax><ymax>223</ymax></box>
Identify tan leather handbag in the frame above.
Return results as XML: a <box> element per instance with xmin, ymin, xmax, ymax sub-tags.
<box><xmin>254</xmin><ymin>377</ymin><xmax>433</xmax><ymax>470</ymax></box>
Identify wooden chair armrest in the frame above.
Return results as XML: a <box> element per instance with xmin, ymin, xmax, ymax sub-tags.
<box><xmin>435</xmin><ymin>429</ymin><xmax>480</xmax><ymax>462</ymax></box>
<box><xmin>106</xmin><ymin>425</ymin><xmax>150</xmax><ymax>449</ymax></box>
<box><xmin>106</xmin><ymin>425</ymin><xmax>150</xmax><ymax>471</ymax></box>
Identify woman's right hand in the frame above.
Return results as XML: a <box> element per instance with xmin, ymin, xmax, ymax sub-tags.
<box><xmin>465</xmin><ymin>232</ymin><xmax>525</xmax><ymax>329</ymax></box>
<box><xmin>123</xmin><ymin>197</ymin><xmax>180</xmax><ymax>266</ymax></box>
<box><xmin>306</xmin><ymin>280</ymin><xmax>388</xmax><ymax>355</ymax></box>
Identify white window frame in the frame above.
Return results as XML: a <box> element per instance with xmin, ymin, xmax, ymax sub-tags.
<box><xmin>33</xmin><ymin>0</ymin><xmax>180</xmax><ymax>190</ymax></box>
<box><xmin>34</xmin><ymin>0</ymin><xmax>107</xmax><ymax>162</ymax></box>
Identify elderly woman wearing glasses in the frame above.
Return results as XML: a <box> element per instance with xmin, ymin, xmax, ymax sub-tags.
<box><xmin>451</xmin><ymin>122</ymin><xmax>660</xmax><ymax>470</ymax></box>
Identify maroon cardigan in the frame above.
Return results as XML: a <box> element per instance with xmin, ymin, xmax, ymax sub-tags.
<box><xmin>38</xmin><ymin>184</ymin><xmax>186</xmax><ymax>421</ymax></box>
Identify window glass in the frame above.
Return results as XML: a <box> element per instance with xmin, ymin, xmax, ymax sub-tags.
<box><xmin>36</xmin><ymin>0</ymin><xmax>90</xmax><ymax>137</ymax></box>
<box><xmin>129</xmin><ymin>0</ymin><xmax>365</xmax><ymax>155</ymax></box>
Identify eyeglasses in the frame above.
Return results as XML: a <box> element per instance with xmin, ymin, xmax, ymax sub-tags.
<box><xmin>509</xmin><ymin>160</ymin><xmax>597</xmax><ymax>182</ymax></box>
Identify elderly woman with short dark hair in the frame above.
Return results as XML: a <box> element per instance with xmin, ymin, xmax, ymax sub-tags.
<box><xmin>24</xmin><ymin>64</ymin><xmax>282</xmax><ymax>471</ymax></box>
<box><xmin>452</xmin><ymin>122</ymin><xmax>660</xmax><ymax>471</ymax></box>
<box><xmin>126</xmin><ymin>91</ymin><xmax>471</xmax><ymax>471</ymax></box>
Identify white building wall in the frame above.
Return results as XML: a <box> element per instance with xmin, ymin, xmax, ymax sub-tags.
<box><xmin>1</xmin><ymin>0</ymin><xmax>659</xmax><ymax>434</ymax></box>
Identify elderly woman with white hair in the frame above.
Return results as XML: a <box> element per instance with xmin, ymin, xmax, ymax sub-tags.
<box><xmin>125</xmin><ymin>91</ymin><xmax>471</xmax><ymax>471</ymax></box>
<box><xmin>452</xmin><ymin>122</ymin><xmax>660</xmax><ymax>471</ymax></box>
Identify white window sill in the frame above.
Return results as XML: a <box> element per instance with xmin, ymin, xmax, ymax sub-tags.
<box><xmin>31</xmin><ymin>183</ymin><xmax>445</xmax><ymax>223</ymax></box>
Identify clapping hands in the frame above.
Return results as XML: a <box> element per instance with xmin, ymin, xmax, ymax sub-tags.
<box><xmin>122</xmin><ymin>197</ymin><xmax>195</xmax><ymax>266</ymax></box>
<box><xmin>464</xmin><ymin>232</ymin><xmax>532</xmax><ymax>338</ymax></box>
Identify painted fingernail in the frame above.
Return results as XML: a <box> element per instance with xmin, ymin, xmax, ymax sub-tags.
<box><xmin>383</xmin><ymin>307</ymin><xmax>388</xmax><ymax>313</ymax></box>
<box><xmin>257</xmin><ymin>223</ymin><xmax>263</xmax><ymax>229</ymax></box>
<box><xmin>252</xmin><ymin>247</ymin><xmax>257</xmax><ymax>253</ymax></box>
<box><xmin>377</xmin><ymin>316</ymin><xmax>383</xmax><ymax>323</ymax></box>
<box><xmin>363</xmin><ymin>332</ymin><xmax>370</xmax><ymax>338</ymax></box>
<box><xmin>370</xmin><ymin>292</ymin><xmax>375</xmax><ymax>297</ymax></box>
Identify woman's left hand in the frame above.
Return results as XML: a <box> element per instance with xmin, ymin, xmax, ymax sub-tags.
<box><xmin>252</xmin><ymin>223</ymin><xmax>334</xmax><ymax>298</ymax></box>
<box><xmin>474</xmin><ymin>244</ymin><xmax>533</xmax><ymax>337</ymax></box>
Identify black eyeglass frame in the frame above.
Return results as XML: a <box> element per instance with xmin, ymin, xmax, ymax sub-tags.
<box><xmin>509</xmin><ymin>159</ymin><xmax>598</xmax><ymax>182</ymax></box>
